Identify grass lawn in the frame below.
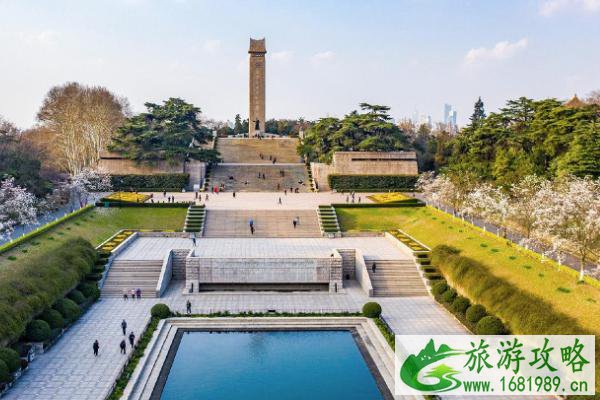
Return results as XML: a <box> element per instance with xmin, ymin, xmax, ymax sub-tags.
<box><xmin>0</xmin><ymin>207</ymin><xmax>187</xmax><ymax>272</ymax></box>
<box><xmin>336</xmin><ymin>205</ymin><xmax>600</xmax><ymax>337</ymax></box>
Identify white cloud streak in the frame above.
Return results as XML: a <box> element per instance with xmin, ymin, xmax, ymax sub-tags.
<box><xmin>270</xmin><ymin>50</ymin><xmax>294</xmax><ymax>63</ymax></box>
<box><xmin>202</xmin><ymin>39</ymin><xmax>221</xmax><ymax>53</ymax></box>
<box><xmin>464</xmin><ymin>38</ymin><xmax>528</xmax><ymax>65</ymax></box>
<box><xmin>310</xmin><ymin>50</ymin><xmax>335</xmax><ymax>65</ymax></box>
<box><xmin>540</xmin><ymin>0</ymin><xmax>600</xmax><ymax>15</ymax></box>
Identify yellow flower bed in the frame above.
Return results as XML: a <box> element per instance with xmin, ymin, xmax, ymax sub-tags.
<box><xmin>368</xmin><ymin>192</ymin><xmax>410</xmax><ymax>203</ymax></box>
<box><xmin>105</xmin><ymin>192</ymin><xmax>150</xmax><ymax>203</ymax></box>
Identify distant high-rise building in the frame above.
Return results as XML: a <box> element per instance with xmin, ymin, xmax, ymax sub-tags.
<box><xmin>443</xmin><ymin>103</ymin><xmax>457</xmax><ymax>129</ymax></box>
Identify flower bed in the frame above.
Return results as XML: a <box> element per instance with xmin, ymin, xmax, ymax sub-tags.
<box><xmin>367</xmin><ymin>192</ymin><xmax>411</xmax><ymax>203</ymax></box>
<box><xmin>102</xmin><ymin>192</ymin><xmax>151</xmax><ymax>204</ymax></box>
<box><xmin>96</xmin><ymin>230</ymin><xmax>135</xmax><ymax>254</ymax></box>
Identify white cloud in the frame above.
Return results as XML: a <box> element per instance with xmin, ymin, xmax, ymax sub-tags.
<box><xmin>202</xmin><ymin>39</ymin><xmax>221</xmax><ymax>53</ymax></box>
<box><xmin>310</xmin><ymin>50</ymin><xmax>335</xmax><ymax>65</ymax></box>
<box><xmin>20</xmin><ymin>30</ymin><xmax>59</xmax><ymax>47</ymax></box>
<box><xmin>540</xmin><ymin>0</ymin><xmax>600</xmax><ymax>16</ymax></box>
<box><xmin>464</xmin><ymin>38</ymin><xmax>528</xmax><ymax>65</ymax></box>
<box><xmin>270</xmin><ymin>50</ymin><xmax>294</xmax><ymax>63</ymax></box>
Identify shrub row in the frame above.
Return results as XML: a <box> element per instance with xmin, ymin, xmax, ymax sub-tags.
<box><xmin>431</xmin><ymin>244</ymin><xmax>600</xmax><ymax>392</ymax></box>
<box><xmin>0</xmin><ymin>205</ymin><xmax>94</xmax><ymax>256</ymax></box>
<box><xmin>0</xmin><ymin>238</ymin><xmax>97</xmax><ymax>345</ymax></box>
<box><xmin>332</xmin><ymin>202</ymin><xmax>424</xmax><ymax>208</ymax></box>
<box><xmin>96</xmin><ymin>201</ymin><xmax>193</xmax><ymax>208</ymax></box>
<box><xmin>110</xmin><ymin>174</ymin><xmax>189</xmax><ymax>191</ymax></box>
<box><xmin>431</xmin><ymin>245</ymin><xmax>592</xmax><ymax>336</ymax></box>
<box><xmin>431</xmin><ymin>280</ymin><xmax>507</xmax><ymax>334</ymax></box>
<box><xmin>327</xmin><ymin>174</ymin><xmax>419</xmax><ymax>191</ymax></box>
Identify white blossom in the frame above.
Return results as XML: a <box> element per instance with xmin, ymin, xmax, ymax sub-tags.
<box><xmin>66</xmin><ymin>168</ymin><xmax>112</xmax><ymax>207</ymax></box>
<box><xmin>0</xmin><ymin>177</ymin><xmax>38</xmax><ymax>240</ymax></box>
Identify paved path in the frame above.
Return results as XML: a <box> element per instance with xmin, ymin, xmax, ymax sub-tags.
<box><xmin>148</xmin><ymin>191</ymin><xmax>376</xmax><ymax>209</ymax></box>
<box><xmin>115</xmin><ymin>236</ymin><xmax>413</xmax><ymax>261</ymax></box>
<box><xmin>4</xmin><ymin>281</ymin><xmax>464</xmax><ymax>400</ymax></box>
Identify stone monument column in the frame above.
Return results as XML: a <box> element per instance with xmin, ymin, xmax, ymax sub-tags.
<box><xmin>248</xmin><ymin>38</ymin><xmax>266</xmax><ymax>137</ymax></box>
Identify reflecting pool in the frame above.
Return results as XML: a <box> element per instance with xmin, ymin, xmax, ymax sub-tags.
<box><xmin>159</xmin><ymin>330</ymin><xmax>384</xmax><ymax>399</ymax></box>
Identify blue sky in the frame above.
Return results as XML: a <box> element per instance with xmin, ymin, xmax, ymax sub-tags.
<box><xmin>1</xmin><ymin>0</ymin><xmax>599</xmax><ymax>128</ymax></box>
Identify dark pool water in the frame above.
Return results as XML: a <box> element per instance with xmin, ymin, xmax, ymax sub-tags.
<box><xmin>159</xmin><ymin>330</ymin><xmax>384</xmax><ymax>399</ymax></box>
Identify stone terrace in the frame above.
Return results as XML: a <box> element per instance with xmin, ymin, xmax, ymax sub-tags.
<box><xmin>203</xmin><ymin>209</ymin><xmax>320</xmax><ymax>237</ymax></box>
<box><xmin>209</xmin><ymin>164</ymin><xmax>310</xmax><ymax>192</ymax></box>
<box><xmin>216</xmin><ymin>137</ymin><xmax>302</xmax><ymax>163</ymax></box>
<box><xmin>113</xmin><ymin>236</ymin><xmax>414</xmax><ymax>261</ymax></box>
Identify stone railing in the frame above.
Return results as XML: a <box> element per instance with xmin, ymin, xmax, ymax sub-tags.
<box><xmin>98</xmin><ymin>231</ymin><xmax>139</xmax><ymax>289</ymax></box>
<box><xmin>354</xmin><ymin>248</ymin><xmax>373</xmax><ymax>297</ymax></box>
<box><xmin>155</xmin><ymin>250</ymin><xmax>174</xmax><ymax>298</ymax></box>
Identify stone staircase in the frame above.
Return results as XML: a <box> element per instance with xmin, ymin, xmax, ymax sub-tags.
<box><xmin>216</xmin><ymin>138</ymin><xmax>302</xmax><ymax>163</ymax></box>
<box><xmin>318</xmin><ymin>205</ymin><xmax>341</xmax><ymax>236</ymax></box>
<box><xmin>184</xmin><ymin>204</ymin><xmax>205</xmax><ymax>233</ymax></box>
<box><xmin>203</xmin><ymin>209</ymin><xmax>320</xmax><ymax>237</ymax></box>
<box><xmin>208</xmin><ymin>164</ymin><xmax>310</xmax><ymax>192</ymax></box>
<box><xmin>363</xmin><ymin>257</ymin><xmax>428</xmax><ymax>297</ymax></box>
<box><xmin>101</xmin><ymin>260</ymin><xmax>163</xmax><ymax>298</ymax></box>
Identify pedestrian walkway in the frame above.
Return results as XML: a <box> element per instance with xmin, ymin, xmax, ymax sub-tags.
<box><xmin>209</xmin><ymin>164</ymin><xmax>310</xmax><ymax>192</ymax></box>
<box><xmin>203</xmin><ymin>209</ymin><xmax>320</xmax><ymax>237</ymax></box>
<box><xmin>2</xmin><ymin>281</ymin><xmax>465</xmax><ymax>400</ymax></box>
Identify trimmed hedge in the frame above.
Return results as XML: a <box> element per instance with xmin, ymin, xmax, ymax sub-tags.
<box><xmin>431</xmin><ymin>244</ymin><xmax>591</xmax><ymax>336</ymax></box>
<box><xmin>441</xmin><ymin>288</ymin><xmax>457</xmax><ymax>303</ymax></box>
<box><xmin>476</xmin><ymin>316</ymin><xmax>507</xmax><ymax>335</ymax></box>
<box><xmin>466</xmin><ymin>304</ymin><xmax>487</xmax><ymax>323</ymax></box>
<box><xmin>78</xmin><ymin>282</ymin><xmax>100</xmax><ymax>300</ymax></box>
<box><xmin>96</xmin><ymin>201</ymin><xmax>192</xmax><ymax>208</ymax></box>
<box><xmin>362</xmin><ymin>302</ymin><xmax>382</xmax><ymax>318</ymax></box>
<box><xmin>432</xmin><ymin>243</ymin><xmax>600</xmax><ymax>390</ymax></box>
<box><xmin>328</xmin><ymin>174</ymin><xmax>419</xmax><ymax>191</ymax></box>
<box><xmin>53</xmin><ymin>298</ymin><xmax>81</xmax><ymax>324</ymax></box>
<box><xmin>67</xmin><ymin>290</ymin><xmax>86</xmax><ymax>305</ymax></box>
<box><xmin>0</xmin><ymin>359</ymin><xmax>10</xmax><ymax>383</ymax></box>
<box><xmin>0</xmin><ymin>238</ymin><xmax>96</xmax><ymax>345</ymax></box>
<box><xmin>40</xmin><ymin>309</ymin><xmax>64</xmax><ymax>330</ymax></box>
<box><xmin>151</xmin><ymin>304</ymin><xmax>171</xmax><ymax>319</ymax></box>
<box><xmin>111</xmin><ymin>174</ymin><xmax>189</xmax><ymax>191</ymax></box>
<box><xmin>0</xmin><ymin>205</ymin><xmax>94</xmax><ymax>256</ymax></box>
<box><xmin>24</xmin><ymin>320</ymin><xmax>51</xmax><ymax>342</ymax></box>
<box><xmin>0</xmin><ymin>347</ymin><xmax>20</xmax><ymax>373</ymax></box>
<box><xmin>452</xmin><ymin>296</ymin><xmax>471</xmax><ymax>314</ymax></box>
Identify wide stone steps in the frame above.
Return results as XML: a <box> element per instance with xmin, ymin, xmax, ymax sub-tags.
<box><xmin>216</xmin><ymin>138</ymin><xmax>302</xmax><ymax>163</ymax></box>
<box><xmin>102</xmin><ymin>260</ymin><xmax>163</xmax><ymax>298</ymax></box>
<box><xmin>208</xmin><ymin>164</ymin><xmax>310</xmax><ymax>192</ymax></box>
<box><xmin>364</xmin><ymin>258</ymin><xmax>427</xmax><ymax>297</ymax></box>
<box><xmin>203</xmin><ymin>209</ymin><xmax>320</xmax><ymax>238</ymax></box>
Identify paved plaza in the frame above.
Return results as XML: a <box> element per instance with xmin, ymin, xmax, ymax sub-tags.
<box><xmin>115</xmin><ymin>236</ymin><xmax>413</xmax><ymax>261</ymax></box>
<box><xmin>4</xmin><ymin>281</ymin><xmax>466</xmax><ymax>400</ymax></box>
<box><xmin>148</xmin><ymin>191</ymin><xmax>378</xmax><ymax>209</ymax></box>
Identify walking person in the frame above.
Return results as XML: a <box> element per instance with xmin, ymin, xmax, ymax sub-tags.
<box><xmin>120</xmin><ymin>339</ymin><xmax>126</xmax><ymax>354</ymax></box>
<box><xmin>93</xmin><ymin>340</ymin><xmax>99</xmax><ymax>357</ymax></box>
<box><xmin>278</xmin><ymin>197</ymin><xmax>282</xmax><ymax>205</ymax></box>
<box><xmin>292</xmin><ymin>218</ymin><xmax>297</xmax><ymax>229</ymax></box>
<box><xmin>128</xmin><ymin>331</ymin><xmax>135</xmax><ymax>347</ymax></box>
<box><xmin>233</xmin><ymin>191</ymin><xmax>236</xmax><ymax>198</ymax></box>
<box><xmin>186</xmin><ymin>299</ymin><xmax>192</xmax><ymax>315</ymax></box>
<box><xmin>191</xmin><ymin>232</ymin><xmax>197</xmax><ymax>247</ymax></box>
<box><xmin>371</xmin><ymin>262</ymin><xmax>377</xmax><ymax>273</ymax></box>
<box><xmin>121</xmin><ymin>319</ymin><xmax>127</xmax><ymax>335</ymax></box>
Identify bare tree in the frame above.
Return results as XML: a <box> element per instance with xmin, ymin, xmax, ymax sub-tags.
<box><xmin>37</xmin><ymin>82</ymin><xmax>129</xmax><ymax>174</ymax></box>
<box><xmin>585</xmin><ymin>90</ymin><xmax>600</xmax><ymax>106</ymax></box>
